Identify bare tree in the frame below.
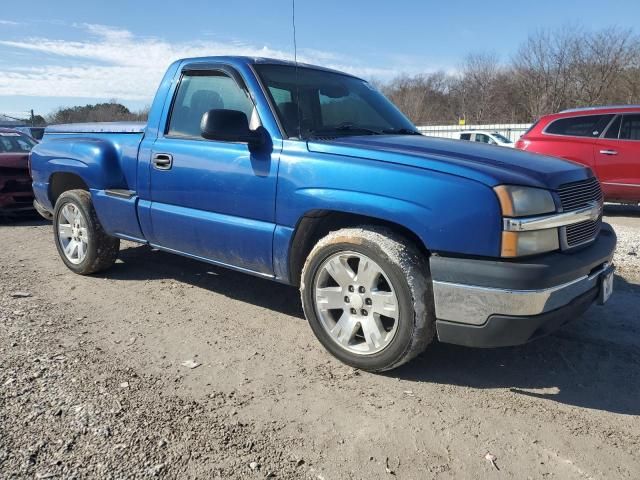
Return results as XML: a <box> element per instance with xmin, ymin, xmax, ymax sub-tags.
<box><xmin>511</xmin><ymin>27</ymin><xmax>577</xmax><ymax>119</ymax></box>
<box><xmin>452</xmin><ymin>52</ymin><xmax>502</xmax><ymax>124</ymax></box>
<box><xmin>381</xmin><ymin>72</ymin><xmax>455</xmax><ymax>124</ymax></box>
<box><xmin>572</xmin><ymin>27</ymin><xmax>640</xmax><ymax>105</ymax></box>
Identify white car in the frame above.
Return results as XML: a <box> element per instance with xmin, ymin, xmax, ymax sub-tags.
<box><xmin>458</xmin><ymin>131</ymin><xmax>515</xmax><ymax>148</ymax></box>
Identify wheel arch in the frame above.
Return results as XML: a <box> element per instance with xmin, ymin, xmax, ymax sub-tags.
<box><xmin>49</xmin><ymin>172</ymin><xmax>90</xmax><ymax>206</ymax></box>
<box><xmin>287</xmin><ymin>210</ymin><xmax>430</xmax><ymax>287</ymax></box>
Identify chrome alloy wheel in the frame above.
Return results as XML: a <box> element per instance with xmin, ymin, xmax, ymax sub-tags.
<box><xmin>313</xmin><ymin>251</ymin><xmax>400</xmax><ymax>355</ymax></box>
<box><xmin>57</xmin><ymin>203</ymin><xmax>89</xmax><ymax>265</ymax></box>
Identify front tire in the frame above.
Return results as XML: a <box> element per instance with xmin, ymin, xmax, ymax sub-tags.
<box><xmin>301</xmin><ymin>226</ymin><xmax>436</xmax><ymax>372</ymax></box>
<box><xmin>53</xmin><ymin>189</ymin><xmax>120</xmax><ymax>275</ymax></box>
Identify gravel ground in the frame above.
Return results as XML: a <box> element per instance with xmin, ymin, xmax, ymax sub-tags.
<box><xmin>604</xmin><ymin>205</ymin><xmax>640</xmax><ymax>279</ymax></box>
<box><xmin>0</xmin><ymin>208</ymin><xmax>639</xmax><ymax>479</ymax></box>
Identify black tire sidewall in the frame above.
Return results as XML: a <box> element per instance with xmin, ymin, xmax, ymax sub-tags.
<box><xmin>53</xmin><ymin>191</ymin><xmax>101</xmax><ymax>274</ymax></box>
<box><xmin>302</xmin><ymin>239</ymin><xmax>417</xmax><ymax>372</ymax></box>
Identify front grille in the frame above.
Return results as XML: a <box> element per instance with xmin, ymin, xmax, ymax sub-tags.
<box><xmin>557</xmin><ymin>177</ymin><xmax>602</xmax><ymax>211</ymax></box>
<box><xmin>566</xmin><ymin>220</ymin><xmax>600</xmax><ymax>246</ymax></box>
<box><xmin>556</xmin><ymin>177</ymin><xmax>603</xmax><ymax>248</ymax></box>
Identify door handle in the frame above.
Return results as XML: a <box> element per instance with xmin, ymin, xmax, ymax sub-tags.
<box><xmin>599</xmin><ymin>149</ymin><xmax>618</xmax><ymax>156</ymax></box>
<box><xmin>152</xmin><ymin>153</ymin><xmax>173</xmax><ymax>170</ymax></box>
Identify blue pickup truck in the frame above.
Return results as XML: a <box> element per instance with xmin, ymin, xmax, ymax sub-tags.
<box><xmin>30</xmin><ymin>56</ymin><xmax>616</xmax><ymax>371</ymax></box>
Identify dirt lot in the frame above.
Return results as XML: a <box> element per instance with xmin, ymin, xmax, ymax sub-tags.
<box><xmin>1</xmin><ymin>208</ymin><xmax>639</xmax><ymax>479</ymax></box>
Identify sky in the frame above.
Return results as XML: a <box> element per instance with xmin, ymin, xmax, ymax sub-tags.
<box><xmin>1</xmin><ymin>0</ymin><xmax>640</xmax><ymax>119</ymax></box>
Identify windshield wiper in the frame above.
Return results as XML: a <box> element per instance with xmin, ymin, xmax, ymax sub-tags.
<box><xmin>381</xmin><ymin>128</ymin><xmax>422</xmax><ymax>135</ymax></box>
<box><xmin>306</xmin><ymin>123</ymin><xmax>382</xmax><ymax>138</ymax></box>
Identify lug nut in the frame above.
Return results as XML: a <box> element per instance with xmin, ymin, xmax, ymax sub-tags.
<box><xmin>348</xmin><ymin>285</ymin><xmax>354</xmax><ymax>292</ymax></box>
<box><xmin>359</xmin><ymin>286</ymin><xmax>366</xmax><ymax>293</ymax></box>
<box><xmin>344</xmin><ymin>296</ymin><xmax>350</xmax><ymax>303</ymax></box>
<box><xmin>350</xmin><ymin>308</ymin><xmax>357</xmax><ymax>315</ymax></box>
<box><xmin>365</xmin><ymin>298</ymin><xmax>372</xmax><ymax>306</ymax></box>
<box><xmin>361</xmin><ymin>309</ymin><xmax>368</xmax><ymax>316</ymax></box>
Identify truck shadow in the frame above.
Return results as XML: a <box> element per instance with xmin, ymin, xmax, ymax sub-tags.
<box><xmin>112</xmin><ymin>244</ymin><xmax>639</xmax><ymax>416</ymax></box>
<box><xmin>391</xmin><ymin>275</ymin><xmax>640</xmax><ymax>416</ymax></box>
<box><xmin>0</xmin><ymin>213</ymin><xmax>47</xmax><ymax>226</ymax></box>
<box><xmin>111</xmin><ymin>243</ymin><xmax>305</xmax><ymax>319</ymax></box>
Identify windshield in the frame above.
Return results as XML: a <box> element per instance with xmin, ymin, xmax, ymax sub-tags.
<box><xmin>254</xmin><ymin>64</ymin><xmax>418</xmax><ymax>139</ymax></box>
<box><xmin>492</xmin><ymin>132</ymin><xmax>512</xmax><ymax>143</ymax></box>
<box><xmin>0</xmin><ymin>131</ymin><xmax>37</xmax><ymax>153</ymax></box>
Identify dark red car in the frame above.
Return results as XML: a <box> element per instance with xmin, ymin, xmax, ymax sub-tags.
<box><xmin>516</xmin><ymin>106</ymin><xmax>640</xmax><ymax>203</ymax></box>
<box><xmin>0</xmin><ymin>128</ymin><xmax>37</xmax><ymax>215</ymax></box>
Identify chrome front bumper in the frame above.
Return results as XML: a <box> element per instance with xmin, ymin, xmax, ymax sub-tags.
<box><xmin>432</xmin><ymin>262</ymin><xmax>612</xmax><ymax>326</ymax></box>
<box><xmin>430</xmin><ymin>224</ymin><xmax>616</xmax><ymax>347</ymax></box>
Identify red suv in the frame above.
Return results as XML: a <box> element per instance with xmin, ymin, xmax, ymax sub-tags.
<box><xmin>516</xmin><ymin>106</ymin><xmax>640</xmax><ymax>203</ymax></box>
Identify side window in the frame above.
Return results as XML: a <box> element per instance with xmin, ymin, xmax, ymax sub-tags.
<box><xmin>460</xmin><ymin>133</ymin><xmax>471</xmax><ymax>141</ymax></box>
<box><xmin>0</xmin><ymin>134</ymin><xmax>35</xmax><ymax>152</ymax></box>
<box><xmin>475</xmin><ymin>133</ymin><xmax>491</xmax><ymax>144</ymax></box>
<box><xmin>603</xmin><ymin>116</ymin><xmax>622</xmax><ymax>139</ymax></box>
<box><xmin>0</xmin><ymin>138</ymin><xmax>11</xmax><ymax>152</ymax></box>
<box><xmin>167</xmin><ymin>71</ymin><xmax>256</xmax><ymax>138</ymax></box>
<box><xmin>545</xmin><ymin>114</ymin><xmax>614</xmax><ymax>137</ymax></box>
<box><xmin>620</xmin><ymin>114</ymin><xmax>640</xmax><ymax>141</ymax></box>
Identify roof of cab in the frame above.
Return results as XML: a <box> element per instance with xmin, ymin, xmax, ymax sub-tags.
<box><xmin>178</xmin><ymin>56</ymin><xmax>363</xmax><ymax>80</ymax></box>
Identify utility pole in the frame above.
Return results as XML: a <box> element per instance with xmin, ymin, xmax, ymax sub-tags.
<box><xmin>30</xmin><ymin>109</ymin><xmax>35</xmax><ymax>127</ymax></box>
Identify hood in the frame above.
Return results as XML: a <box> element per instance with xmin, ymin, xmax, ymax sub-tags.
<box><xmin>0</xmin><ymin>152</ymin><xmax>29</xmax><ymax>169</ymax></box>
<box><xmin>307</xmin><ymin>135</ymin><xmax>590</xmax><ymax>189</ymax></box>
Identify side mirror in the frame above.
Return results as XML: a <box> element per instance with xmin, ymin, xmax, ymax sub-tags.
<box><xmin>200</xmin><ymin>109</ymin><xmax>264</xmax><ymax>148</ymax></box>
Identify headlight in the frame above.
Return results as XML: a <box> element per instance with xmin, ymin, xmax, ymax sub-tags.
<box><xmin>494</xmin><ymin>185</ymin><xmax>555</xmax><ymax>217</ymax></box>
<box><xmin>494</xmin><ymin>185</ymin><xmax>559</xmax><ymax>257</ymax></box>
<box><xmin>501</xmin><ymin>229</ymin><xmax>559</xmax><ymax>257</ymax></box>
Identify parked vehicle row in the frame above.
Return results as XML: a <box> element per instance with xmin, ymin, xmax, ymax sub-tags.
<box><xmin>515</xmin><ymin>106</ymin><xmax>640</xmax><ymax>204</ymax></box>
<box><xmin>29</xmin><ymin>56</ymin><xmax>616</xmax><ymax>372</ymax></box>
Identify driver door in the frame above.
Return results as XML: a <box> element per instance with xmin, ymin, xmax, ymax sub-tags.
<box><xmin>148</xmin><ymin>68</ymin><xmax>279</xmax><ymax>276</ymax></box>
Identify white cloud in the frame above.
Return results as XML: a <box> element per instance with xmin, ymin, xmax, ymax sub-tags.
<box><xmin>0</xmin><ymin>20</ymin><xmax>21</xmax><ymax>26</ymax></box>
<box><xmin>0</xmin><ymin>23</ymin><xmax>400</xmax><ymax>103</ymax></box>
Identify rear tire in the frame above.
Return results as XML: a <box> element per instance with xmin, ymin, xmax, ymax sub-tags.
<box><xmin>53</xmin><ymin>189</ymin><xmax>119</xmax><ymax>275</ymax></box>
<box><xmin>301</xmin><ymin>226</ymin><xmax>436</xmax><ymax>372</ymax></box>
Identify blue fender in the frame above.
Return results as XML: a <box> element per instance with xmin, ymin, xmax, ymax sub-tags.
<box><xmin>30</xmin><ymin>135</ymin><xmax>145</xmax><ymax>240</ymax></box>
<box><xmin>272</xmin><ymin>143</ymin><xmax>503</xmax><ymax>282</ymax></box>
